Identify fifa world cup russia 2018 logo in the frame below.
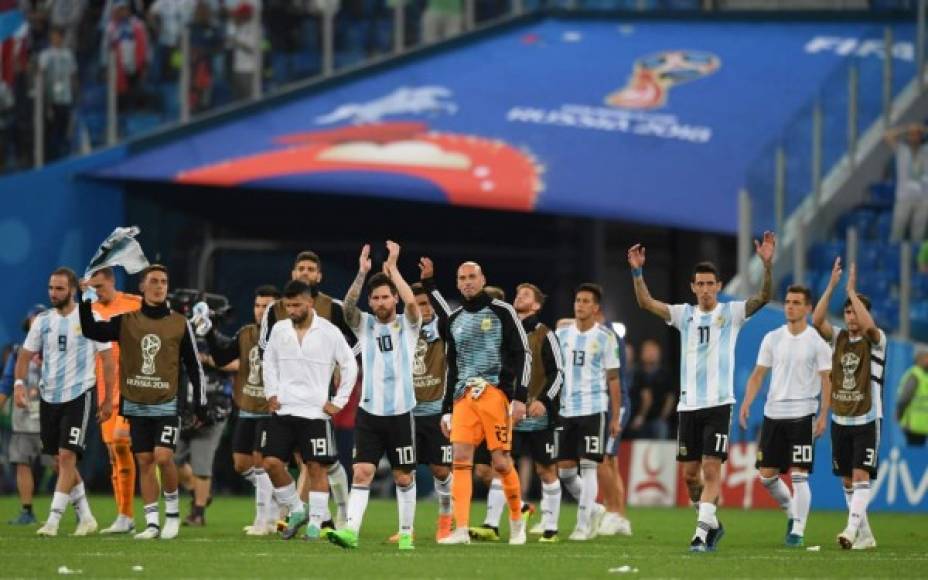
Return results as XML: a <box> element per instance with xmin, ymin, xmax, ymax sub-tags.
<box><xmin>247</xmin><ymin>346</ymin><xmax>262</xmax><ymax>386</ymax></box>
<box><xmin>413</xmin><ymin>338</ymin><xmax>428</xmax><ymax>377</ymax></box>
<box><xmin>607</xmin><ymin>50</ymin><xmax>721</xmax><ymax>110</ymax></box>
<box><xmin>141</xmin><ymin>334</ymin><xmax>162</xmax><ymax>376</ymax></box>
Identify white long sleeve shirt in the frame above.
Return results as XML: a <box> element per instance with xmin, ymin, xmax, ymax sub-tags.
<box><xmin>263</xmin><ymin>312</ymin><xmax>358</xmax><ymax>420</ymax></box>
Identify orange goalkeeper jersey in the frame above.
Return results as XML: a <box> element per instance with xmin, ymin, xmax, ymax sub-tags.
<box><xmin>92</xmin><ymin>292</ymin><xmax>142</xmax><ymax>406</ymax></box>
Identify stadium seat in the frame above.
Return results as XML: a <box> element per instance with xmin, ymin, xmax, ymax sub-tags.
<box><xmin>868</xmin><ymin>182</ymin><xmax>895</xmax><ymax>208</ymax></box>
<box><xmin>808</xmin><ymin>240</ymin><xmax>845</xmax><ymax>270</ymax></box>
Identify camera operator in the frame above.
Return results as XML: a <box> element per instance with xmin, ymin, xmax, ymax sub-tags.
<box><xmin>169</xmin><ymin>290</ymin><xmax>233</xmax><ymax>527</ymax></box>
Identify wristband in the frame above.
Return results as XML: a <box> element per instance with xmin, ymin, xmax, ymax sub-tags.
<box><xmin>13</xmin><ymin>379</ymin><xmax>24</xmax><ymax>388</ymax></box>
<box><xmin>632</xmin><ymin>267</ymin><xmax>643</xmax><ymax>278</ymax></box>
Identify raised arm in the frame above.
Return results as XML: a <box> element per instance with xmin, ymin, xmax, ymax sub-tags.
<box><xmin>846</xmin><ymin>263</ymin><xmax>882</xmax><ymax>344</ymax></box>
<box><xmin>384</xmin><ymin>241</ymin><xmax>419</xmax><ymax>324</ymax></box>
<box><xmin>627</xmin><ymin>244</ymin><xmax>671</xmax><ymax>321</ymax></box>
<box><xmin>738</xmin><ymin>365</ymin><xmax>770</xmax><ymax>429</ymax></box>
<box><xmin>343</xmin><ymin>244</ymin><xmax>372</xmax><ymax>332</ymax></box>
<box><xmin>745</xmin><ymin>231</ymin><xmax>776</xmax><ymax>317</ymax></box>
<box><xmin>78</xmin><ymin>299</ymin><xmax>121</xmax><ymax>342</ymax></box>
<box><xmin>812</xmin><ymin>257</ymin><xmax>841</xmax><ymax>342</ymax></box>
<box><xmin>419</xmin><ymin>257</ymin><xmax>453</xmax><ymax>336</ymax></box>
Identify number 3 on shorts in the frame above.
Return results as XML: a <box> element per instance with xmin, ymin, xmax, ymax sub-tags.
<box><xmin>160</xmin><ymin>425</ymin><xmax>178</xmax><ymax>445</ymax></box>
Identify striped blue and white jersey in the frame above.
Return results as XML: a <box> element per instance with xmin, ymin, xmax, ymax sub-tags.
<box><xmin>557</xmin><ymin>324</ymin><xmax>619</xmax><ymax>417</ymax></box>
<box><xmin>24</xmin><ymin>307</ymin><xmax>111</xmax><ymax>404</ymax></box>
<box><xmin>668</xmin><ymin>301</ymin><xmax>747</xmax><ymax>412</ymax></box>
<box><xmin>354</xmin><ymin>311</ymin><xmax>421</xmax><ymax>416</ymax></box>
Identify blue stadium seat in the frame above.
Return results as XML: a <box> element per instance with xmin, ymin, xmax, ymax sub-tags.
<box><xmin>912</xmin><ymin>273</ymin><xmax>928</xmax><ymax>300</ymax></box>
<box><xmin>857</xmin><ymin>276</ymin><xmax>891</xmax><ymax>303</ymax></box>
<box><xmin>912</xmin><ymin>302</ymin><xmax>928</xmax><ymax>341</ymax></box>
<box><xmin>873</xmin><ymin>298</ymin><xmax>899</xmax><ymax>333</ymax></box>
<box><xmin>869</xmin><ymin>182</ymin><xmax>895</xmax><ymax>208</ymax></box>
<box><xmin>857</xmin><ymin>242</ymin><xmax>882</xmax><ymax>271</ymax></box>
<box><xmin>808</xmin><ymin>241</ymin><xmax>845</xmax><ymax>270</ymax></box>
<box><xmin>874</xmin><ymin>210</ymin><xmax>892</xmax><ymax>241</ymax></box>
<box><xmin>835</xmin><ymin>208</ymin><xmax>876</xmax><ymax>239</ymax></box>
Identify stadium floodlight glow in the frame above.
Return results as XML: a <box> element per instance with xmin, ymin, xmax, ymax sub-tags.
<box><xmin>612</xmin><ymin>322</ymin><xmax>626</xmax><ymax>338</ymax></box>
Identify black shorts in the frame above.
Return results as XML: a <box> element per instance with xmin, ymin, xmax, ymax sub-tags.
<box><xmin>756</xmin><ymin>415</ymin><xmax>815</xmax><ymax>473</ymax></box>
<box><xmin>831</xmin><ymin>420</ymin><xmax>880</xmax><ymax>479</ymax></box>
<box><xmin>353</xmin><ymin>408</ymin><xmax>416</xmax><ymax>470</ymax></box>
<box><xmin>677</xmin><ymin>404</ymin><xmax>733</xmax><ymax>463</ymax></box>
<box><xmin>261</xmin><ymin>414</ymin><xmax>338</xmax><ymax>465</ymax></box>
<box><xmin>512</xmin><ymin>428</ymin><xmax>557</xmax><ymax>466</ymax></box>
<box><xmin>128</xmin><ymin>415</ymin><xmax>182</xmax><ymax>454</ymax></box>
<box><xmin>555</xmin><ymin>412</ymin><xmax>606</xmax><ymax>463</ymax></box>
<box><xmin>233</xmin><ymin>416</ymin><xmax>269</xmax><ymax>455</ymax></box>
<box><xmin>415</xmin><ymin>413</ymin><xmax>451</xmax><ymax>466</ymax></box>
<box><xmin>40</xmin><ymin>390</ymin><xmax>94</xmax><ymax>458</ymax></box>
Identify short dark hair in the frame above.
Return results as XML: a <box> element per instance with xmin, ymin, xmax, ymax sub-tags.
<box><xmin>50</xmin><ymin>267</ymin><xmax>79</xmax><ymax>292</ymax></box>
<box><xmin>517</xmin><ymin>283</ymin><xmax>547</xmax><ymax>308</ymax></box>
<box><xmin>90</xmin><ymin>267</ymin><xmax>115</xmax><ymax>280</ymax></box>
<box><xmin>485</xmin><ymin>286</ymin><xmax>506</xmax><ymax>301</ymax></box>
<box><xmin>410</xmin><ymin>282</ymin><xmax>427</xmax><ymax>297</ymax></box>
<box><xmin>140</xmin><ymin>264</ymin><xmax>169</xmax><ymax>282</ymax></box>
<box><xmin>283</xmin><ymin>280</ymin><xmax>318</xmax><ymax>299</ymax></box>
<box><xmin>255</xmin><ymin>284</ymin><xmax>281</xmax><ymax>299</ymax></box>
<box><xmin>575</xmin><ymin>283</ymin><xmax>603</xmax><ymax>303</ymax></box>
<box><xmin>844</xmin><ymin>294</ymin><xmax>872</xmax><ymax>312</ymax></box>
<box><xmin>785</xmin><ymin>284</ymin><xmax>813</xmax><ymax>305</ymax></box>
<box><xmin>293</xmin><ymin>251</ymin><xmax>321</xmax><ymax>270</ymax></box>
<box><xmin>368</xmin><ymin>273</ymin><xmax>397</xmax><ymax>296</ymax></box>
<box><xmin>691</xmin><ymin>262</ymin><xmax>720</xmax><ymax>282</ymax></box>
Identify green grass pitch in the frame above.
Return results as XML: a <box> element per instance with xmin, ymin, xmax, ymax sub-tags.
<box><xmin>0</xmin><ymin>495</ymin><xmax>925</xmax><ymax>578</ymax></box>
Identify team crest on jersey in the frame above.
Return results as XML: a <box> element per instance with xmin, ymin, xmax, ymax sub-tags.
<box><xmin>679</xmin><ymin>445</ymin><xmax>687</xmax><ymax>456</ymax></box>
<box><xmin>756</xmin><ymin>450</ymin><xmax>763</xmax><ymax>462</ymax></box>
<box><xmin>392</xmin><ymin>321</ymin><xmax>401</xmax><ymax>331</ymax></box>
<box><xmin>480</xmin><ymin>318</ymin><xmax>493</xmax><ymax>331</ymax></box>
<box><xmin>590</xmin><ymin>341</ymin><xmax>600</xmax><ymax>353</ymax></box>
<box><xmin>716</xmin><ymin>316</ymin><xmax>726</xmax><ymax>326</ymax></box>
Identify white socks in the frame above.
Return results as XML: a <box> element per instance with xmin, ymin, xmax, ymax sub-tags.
<box><xmin>558</xmin><ymin>466</ymin><xmax>583</xmax><ymax>500</ymax></box>
<box><xmin>847</xmin><ymin>481</ymin><xmax>871</xmax><ymax>536</ymax></box>
<box><xmin>345</xmin><ymin>485</ymin><xmax>370</xmax><ymax>533</ymax></box>
<box><xmin>144</xmin><ymin>502</ymin><xmax>160</xmax><ymax>529</ymax></box>
<box><xmin>760</xmin><ymin>475</ymin><xmax>792</xmax><ymax>513</ymax></box>
<box><xmin>484</xmin><ymin>479</ymin><xmax>505</xmax><ymax>528</ymax></box>
<box><xmin>164</xmin><ymin>489</ymin><xmax>180</xmax><ymax>519</ymax></box>
<box><xmin>308</xmin><ymin>491</ymin><xmax>330</xmax><ymax>528</ymax></box>
<box><xmin>694</xmin><ymin>502</ymin><xmax>718</xmax><ymax>542</ymax></box>
<box><xmin>790</xmin><ymin>472</ymin><xmax>811</xmax><ymax>536</ymax></box>
<box><xmin>541</xmin><ymin>480</ymin><xmax>562</xmax><ymax>532</ymax></box>
<box><xmin>69</xmin><ymin>482</ymin><xmax>93</xmax><ymax>522</ymax></box>
<box><xmin>47</xmin><ymin>492</ymin><xmax>70</xmax><ymax>527</ymax></box>
<box><xmin>254</xmin><ymin>468</ymin><xmax>273</xmax><ymax>524</ymax></box>
<box><xmin>327</xmin><ymin>463</ymin><xmax>349</xmax><ymax>519</ymax></box>
<box><xmin>434</xmin><ymin>475</ymin><xmax>452</xmax><ymax>516</ymax></box>
<box><xmin>397</xmin><ymin>481</ymin><xmax>416</xmax><ymax>535</ymax></box>
<box><xmin>577</xmin><ymin>460</ymin><xmax>598</xmax><ymax>530</ymax></box>
<box><xmin>274</xmin><ymin>482</ymin><xmax>304</xmax><ymax>514</ymax></box>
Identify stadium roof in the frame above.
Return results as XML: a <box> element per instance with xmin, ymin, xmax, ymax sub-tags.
<box><xmin>91</xmin><ymin>17</ymin><xmax>911</xmax><ymax>234</ymax></box>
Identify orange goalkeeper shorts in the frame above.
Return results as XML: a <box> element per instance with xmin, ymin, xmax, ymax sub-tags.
<box><xmin>450</xmin><ymin>384</ymin><xmax>512</xmax><ymax>452</ymax></box>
